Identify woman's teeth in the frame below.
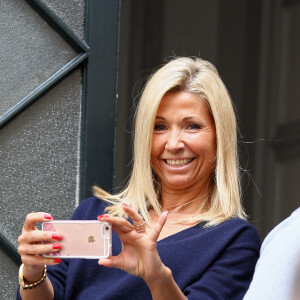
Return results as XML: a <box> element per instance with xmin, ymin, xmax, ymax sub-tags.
<box><xmin>165</xmin><ymin>158</ymin><xmax>193</xmax><ymax>166</ymax></box>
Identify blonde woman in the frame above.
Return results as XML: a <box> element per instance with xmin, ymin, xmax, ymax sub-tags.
<box><xmin>17</xmin><ymin>57</ymin><xmax>260</xmax><ymax>300</ymax></box>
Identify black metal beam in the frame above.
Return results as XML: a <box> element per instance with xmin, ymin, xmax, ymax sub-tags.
<box><xmin>0</xmin><ymin>53</ymin><xmax>88</xmax><ymax>129</ymax></box>
<box><xmin>0</xmin><ymin>232</ymin><xmax>21</xmax><ymax>266</ymax></box>
<box><xmin>25</xmin><ymin>0</ymin><xmax>89</xmax><ymax>53</ymax></box>
<box><xmin>80</xmin><ymin>0</ymin><xmax>121</xmax><ymax>199</ymax></box>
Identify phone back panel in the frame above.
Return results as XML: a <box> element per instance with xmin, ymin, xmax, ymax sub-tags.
<box><xmin>42</xmin><ymin>221</ymin><xmax>112</xmax><ymax>259</ymax></box>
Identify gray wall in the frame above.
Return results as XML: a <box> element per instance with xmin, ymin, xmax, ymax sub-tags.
<box><xmin>0</xmin><ymin>0</ymin><xmax>85</xmax><ymax>298</ymax></box>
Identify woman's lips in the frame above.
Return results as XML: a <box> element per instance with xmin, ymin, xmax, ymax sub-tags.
<box><xmin>164</xmin><ymin>158</ymin><xmax>194</xmax><ymax>167</ymax></box>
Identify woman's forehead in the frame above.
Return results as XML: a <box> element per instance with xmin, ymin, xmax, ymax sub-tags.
<box><xmin>156</xmin><ymin>91</ymin><xmax>210</xmax><ymax>116</ymax></box>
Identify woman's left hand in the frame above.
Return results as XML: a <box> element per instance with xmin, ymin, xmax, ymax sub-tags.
<box><xmin>97</xmin><ymin>204</ymin><xmax>169</xmax><ymax>284</ymax></box>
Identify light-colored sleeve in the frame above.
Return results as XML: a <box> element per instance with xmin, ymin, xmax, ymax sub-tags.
<box><xmin>244</xmin><ymin>208</ymin><xmax>300</xmax><ymax>300</ymax></box>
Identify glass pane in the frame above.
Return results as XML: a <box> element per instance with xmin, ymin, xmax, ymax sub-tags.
<box><xmin>0</xmin><ymin>70</ymin><xmax>82</xmax><ymax>246</ymax></box>
<box><xmin>0</xmin><ymin>0</ymin><xmax>76</xmax><ymax>118</ymax></box>
<box><xmin>41</xmin><ymin>0</ymin><xmax>86</xmax><ymax>39</ymax></box>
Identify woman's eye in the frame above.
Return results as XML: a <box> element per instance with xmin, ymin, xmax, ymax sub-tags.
<box><xmin>154</xmin><ymin>124</ymin><xmax>166</xmax><ymax>131</ymax></box>
<box><xmin>187</xmin><ymin>123</ymin><xmax>201</xmax><ymax>130</ymax></box>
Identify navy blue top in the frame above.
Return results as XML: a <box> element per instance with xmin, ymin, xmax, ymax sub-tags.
<box><xmin>17</xmin><ymin>196</ymin><xmax>260</xmax><ymax>299</ymax></box>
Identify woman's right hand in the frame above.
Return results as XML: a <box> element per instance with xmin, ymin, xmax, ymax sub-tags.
<box><xmin>18</xmin><ymin>212</ymin><xmax>62</xmax><ymax>282</ymax></box>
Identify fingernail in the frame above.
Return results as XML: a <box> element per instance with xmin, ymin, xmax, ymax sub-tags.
<box><xmin>52</xmin><ymin>234</ymin><xmax>60</xmax><ymax>240</ymax></box>
<box><xmin>54</xmin><ymin>258</ymin><xmax>62</xmax><ymax>263</ymax></box>
<box><xmin>52</xmin><ymin>244</ymin><xmax>61</xmax><ymax>250</ymax></box>
<box><xmin>97</xmin><ymin>214</ymin><xmax>108</xmax><ymax>221</ymax></box>
<box><xmin>44</xmin><ymin>214</ymin><xmax>52</xmax><ymax>220</ymax></box>
<box><xmin>122</xmin><ymin>203</ymin><xmax>129</xmax><ymax>207</ymax></box>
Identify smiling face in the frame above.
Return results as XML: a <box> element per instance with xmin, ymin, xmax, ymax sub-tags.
<box><xmin>151</xmin><ymin>90</ymin><xmax>216</xmax><ymax>193</ymax></box>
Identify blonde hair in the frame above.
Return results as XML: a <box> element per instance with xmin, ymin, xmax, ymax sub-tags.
<box><xmin>94</xmin><ymin>57</ymin><xmax>246</xmax><ymax>226</ymax></box>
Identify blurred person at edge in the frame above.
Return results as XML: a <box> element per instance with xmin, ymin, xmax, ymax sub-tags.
<box><xmin>244</xmin><ymin>207</ymin><xmax>300</xmax><ymax>300</ymax></box>
<box><xmin>17</xmin><ymin>57</ymin><xmax>260</xmax><ymax>300</ymax></box>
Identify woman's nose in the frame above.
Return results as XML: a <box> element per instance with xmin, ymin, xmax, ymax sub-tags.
<box><xmin>165</xmin><ymin>130</ymin><xmax>184</xmax><ymax>152</ymax></box>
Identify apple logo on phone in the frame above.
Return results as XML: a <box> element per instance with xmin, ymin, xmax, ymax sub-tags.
<box><xmin>88</xmin><ymin>236</ymin><xmax>96</xmax><ymax>243</ymax></box>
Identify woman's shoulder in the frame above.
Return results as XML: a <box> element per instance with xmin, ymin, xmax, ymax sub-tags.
<box><xmin>215</xmin><ymin>217</ymin><xmax>261</xmax><ymax>247</ymax></box>
<box><xmin>221</xmin><ymin>217</ymin><xmax>258</xmax><ymax>230</ymax></box>
<box><xmin>190</xmin><ymin>217</ymin><xmax>261</xmax><ymax>250</ymax></box>
<box><xmin>79</xmin><ymin>195</ymin><xmax>106</xmax><ymax>207</ymax></box>
<box><xmin>71</xmin><ymin>196</ymin><xmax>109</xmax><ymax>220</ymax></box>
<box><xmin>172</xmin><ymin>217</ymin><xmax>260</xmax><ymax>250</ymax></box>
<box><xmin>218</xmin><ymin>217</ymin><xmax>260</xmax><ymax>235</ymax></box>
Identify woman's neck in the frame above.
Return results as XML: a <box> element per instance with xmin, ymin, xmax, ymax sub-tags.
<box><xmin>160</xmin><ymin>182</ymin><xmax>210</xmax><ymax>214</ymax></box>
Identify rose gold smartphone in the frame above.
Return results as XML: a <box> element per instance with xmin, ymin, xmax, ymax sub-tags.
<box><xmin>42</xmin><ymin>221</ymin><xmax>112</xmax><ymax>259</ymax></box>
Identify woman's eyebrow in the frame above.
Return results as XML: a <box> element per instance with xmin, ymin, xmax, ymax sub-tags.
<box><xmin>155</xmin><ymin>116</ymin><xmax>165</xmax><ymax>120</ymax></box>
<box><xmin>182</xmin><ymin>116</ymin><xmax>200</xmax><ymax>121</ymax></box>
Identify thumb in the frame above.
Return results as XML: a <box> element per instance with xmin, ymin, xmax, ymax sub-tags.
<box><xmin>98</xmin><ymin>255</ymin><xmax>122</xmax><ymax>269</ymax></box>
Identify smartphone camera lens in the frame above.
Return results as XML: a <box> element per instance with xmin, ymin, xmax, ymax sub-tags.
<box><xmin>105</xmin><ymin>226</ymin><xmax>109</xmax><ymax>231</ymax></box>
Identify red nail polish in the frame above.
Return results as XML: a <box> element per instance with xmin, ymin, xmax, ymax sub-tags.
<box><xmin>97</xmin><ymin>214</ymin><xmax>108</xmax><ymax>220</ymax></box>
<box><xmin>53</xmin><ymin>258</ymin><xmax>62</xmax><ymax>263</ymax></box>
<box><xmin>122</xmin><ymin>203</ymin><xmax>129</xmax><ymax>207</ymax></box>
<box><xmin>52</xmin><ymin>244</ymin><xmax>61</xmax><ymax>250</ymax></box>
<box><xmin>52</xmin><ymin>234</ymin><xmax>60</xmax><ymax>240</ymax></box>
<box><xmin>44</xmin><ymin>214</ymin><xmax>52</xmax><ymax>220</ymax></box>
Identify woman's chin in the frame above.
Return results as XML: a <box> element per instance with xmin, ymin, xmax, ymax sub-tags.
<box><xmin>162</xmin><ymin>177</ymin><xmax>194</xmax><ymax>191</ymax></box>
